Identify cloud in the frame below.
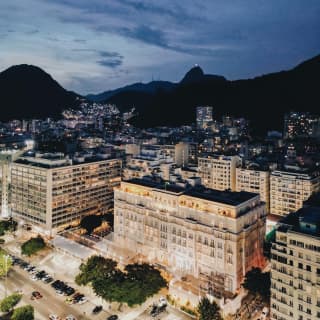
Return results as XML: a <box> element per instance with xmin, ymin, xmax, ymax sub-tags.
<box><xmin>97</xmin><ymin>59</ymin><xmax>123</xmax><ymax>68</ymax></box>
<box><xmin>73</xmin><ymin>38</ymin><xmax>86</xmax><ymax>43</ymax></box>
<box><xmin>96</xmin><ymin>50</ymin><xmax>123</xmax><ymax>68</ymax></box>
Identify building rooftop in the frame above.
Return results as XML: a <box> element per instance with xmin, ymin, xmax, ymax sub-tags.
<box><xmin>184</xmin><ymin>188</ymin><xmax>258</xmax><ymax>206</ymax></box>
<box><xmin>126</xmin><ymin>179</ymin><xmax>258</xmax><ymax>205</ymax></box>
<box><xmin>277</xmin><ymin>206</ymin><xmax>320</xmax><ymax>237</ymax></box>
<box><xmin>14</xmin><ymin>152</ymin><xmax>118</xmax><ymax>169</ymax></box>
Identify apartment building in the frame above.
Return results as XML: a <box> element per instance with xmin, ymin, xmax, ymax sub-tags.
<box><xmin>270</xmin><ymin>206</ymin><xmax>320</xmax><ymax>320</ymax></box>
<box><xmin>198</xmin><ymin>154</ymin><xmax>242</xmax><ymax>191</ymax></box>
<box><xmin>10</xmin><ymin>152</ymin><xmax>121</xmax><ymax>231</ymax></box>
<box><xmin>156</xmin><ymin>142</ymin><xmax>189</xmax><ymax>167</ymax></box>
<box><xmin>114</xmin><ymin>180</ymin><xmax>266</xmax><ymax>298</ymax></box>
<box><xmin>123</xmin><ymin>145</ymin><xmax>174</xmax><ymax>181</ymax></box>
<box><xmin>236</xmin><ymin>167</ymin><xmax>270</xmax><ymax>212</ymax></box>
<box><xmin>270</xmin><ymin>169</ymin><xmax>320</xmax><ymax>216</ymax></box>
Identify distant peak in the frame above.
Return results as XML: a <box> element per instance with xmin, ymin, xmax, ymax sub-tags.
<box><xmin>180</xmin><ymin>65</ymin><xmax>204</xmax><ymax>84</ymax></box>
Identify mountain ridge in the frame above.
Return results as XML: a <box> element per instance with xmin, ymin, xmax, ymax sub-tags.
<box><xmin>0</xmin><ymin>54</ymin><xmax>319</xmax><ymax>134</ymax></box>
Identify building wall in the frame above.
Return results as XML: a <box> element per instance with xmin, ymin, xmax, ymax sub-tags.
<box><xmin>236</xmin><ymin>168</ymin><xmax>270</xmax><ymax>213</ymax></box>
<box><xmin>198</xmin><ymin>155</ymin><xmax>242</xmax><ymax>191</ymax></box>
<box><xmin>10</xmin><ymin>159</ymin><xmax>121</xmax><ymax>230</ymax></box>
<box><xmin>271</xmin><ymin>229</ymin><xmax>320</xmax><ymax>320</ymax></box>
<box><xmin>270</xmin><ymin>171</ymin><xmax>320</xmax><ymax>216</ymax></box>
<box><xmin>114</xmin><ymin>181</ymin><xmax>266</xmax><ymax>298</ymax></box>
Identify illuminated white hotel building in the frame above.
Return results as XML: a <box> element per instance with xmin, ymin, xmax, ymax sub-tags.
<box><xmin>114</xmin><ymin>179</ymin><xmax>266</xmax><ymax>298</ymax></box>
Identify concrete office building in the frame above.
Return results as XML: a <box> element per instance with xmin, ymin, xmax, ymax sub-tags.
<box><xmin>10</xmin><ymin>152</ymin><xmax>121</xmax><ymax>232</ymax></box>
<box><xmin>114</xmin><ymin>180</ymin><xmax>266</xmax><ymax>298</ymax></box>
<box><xmin>198</xmin><ymin>155</ymin><xmax>242</xmax><ymax>191</ymax></box>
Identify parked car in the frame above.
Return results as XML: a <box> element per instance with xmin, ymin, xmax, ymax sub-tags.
<box><xmin>31</xmin><ymin>291</ymin><xmax>42</xmax><ymax>300</ymax></box>
<box><xmin>49</xmin><ymin>315</ymin><xmax>61</xmax><ymax>320</ymax></box>
<box><xmin>107</xmin><ymin>315</ymin><xmax>118</xmax><ymax>320</ymax></box>
<box><xmin>92</xmin><ymin>305</ymin><xmax>103</xmax><ymax>314</ymax></box>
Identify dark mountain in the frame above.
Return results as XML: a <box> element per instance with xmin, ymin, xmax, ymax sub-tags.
<box><xmin>0</xmin><ymin>64</ymin><xmax>81</xmax><ymax>121</ymax></box>
<box><xmin>101</xmin><ymin>54</ymin><xmax>320</xmax><ymax>135</ymax></box>
<box><xmin>87</xmin><ymin>80</ymin><xmax>177</xmax><ymax>102</ymax></box>
<box><xmin>180</xmin><ymin>65</ymin><xmax>226</xmax><ymax>84</ymax></box>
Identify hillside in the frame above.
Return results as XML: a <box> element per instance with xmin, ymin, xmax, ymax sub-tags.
<box><xmin>0</xmin><ymin>64</ymin><xmax>81</xmax><ymax>121</ymax></box>
<box><xmin>100</xmin><ymin>55</ymin><xmax>320</xmax><ymax>134</ymax></box>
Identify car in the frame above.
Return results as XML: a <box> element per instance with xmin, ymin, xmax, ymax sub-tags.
<box><xmin>65</xmin><ymin>315</ymin><xmax>76</xmax><ymax>320</ymax></box>
<box><xmin>49</xmin><ymin>315</ymin><xmax>61</xmax><ymax>320</ymax></box>
<box><xmin>44</xmin><ymin>276</ymin><xmax>54</xmax><ymax>283</ymax></box>
<box><xmin>107</xmin><ymin>315</ymin><xmax>118</xmax><ymax>320</ymax></box>
<box><xmin>76</xmin><ymin>296</ymin><xmax>87</xmax><ymax>305</ymax></box>
<box><xmin>31</xmin><ymin>291</ymin><xmax>42</xmax><ymax>300</ymax></box>
<box><xmin>30</xmin><ymin>274</ymin><xmax>39</xmax><ymax>281</ymax></box>
<box><xmin>92</xmin><ymin>305</ymin><xmax>103</xmax><ymax>314</ymax></box>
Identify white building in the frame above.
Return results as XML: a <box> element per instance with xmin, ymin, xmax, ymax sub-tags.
<box><xmin>114</xmin><ymin>180</ymin><xmax>266</xmax><ymax>298</ymax></box>
<box><xmin>270</xmin><ymin>169</ymin><xmax>320</xmax><ymax>216</ymax></box>
<box><xmin>198</xmin><ymin>155</ymin><xmax>242</xmax><ymax>191</ymax></box>
<box><xmin>236</xmin><ymin>167</ymin><xmax>270</xmax><ymax>212</ymax></box>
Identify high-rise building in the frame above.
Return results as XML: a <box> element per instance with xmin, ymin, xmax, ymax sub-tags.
<box><xmin>236</xmin><ymin>167</ymin><xmax>270</xmax><ymax>213</ymax></box>
<box><xmin>10</xmin><ymin>152</ymin><xmax>121</xmax><ymax>232</ymax></box>
<box><xmin>114</xmin><ymin>180</ymin><xmax>266</xmax><ymax>298</ymax></box>
<box><xmin>198</xmin><ymin>155</ymin><xmax>242</xmax><ymax>191</ymax></box>
<box><xmin>270</xmin><ymin>205</ymin><xmax>320</xmax><ymax>320</ymax></box>
<box><xmin>196</xmin><ymin>106</ymin><xmax>213</xmax><ymax>130</ymax></box>
<box><xmin>283</xmin><ymin>112</ymin><xmax>320</xmax><ymax>139</ymax></box>
<box><xmin>270</xmin><ymin>169</ymin><xmax>320</xmax><ymax>216</ymax></box>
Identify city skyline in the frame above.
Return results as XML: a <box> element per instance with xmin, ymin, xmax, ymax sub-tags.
<box><xmin>0</xmin><ymin>0</ymin><xmax>320</xmax><ymax>93</ymax></box>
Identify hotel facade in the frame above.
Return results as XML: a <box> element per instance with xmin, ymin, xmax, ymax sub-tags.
<box><xmin>10</xmin><ymin>153</ymin><xmax>121</xmax><ymax>231</ymax></box>
<box><xmin>114</xmin><ymin>180</ymin><xmax>266</xmax><ymax>298</ymax></box>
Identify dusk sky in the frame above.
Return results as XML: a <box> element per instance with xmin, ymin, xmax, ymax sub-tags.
<box><xmin>1</xmin><ymin>0</ymin><xmax>320</xmax><ymax>94</ymax></box>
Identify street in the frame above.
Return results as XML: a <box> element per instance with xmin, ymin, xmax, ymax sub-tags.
<box><xmin>0</xmin><ymin>265</ymin><xmax>112</xmax><ymax>320</ymax></box>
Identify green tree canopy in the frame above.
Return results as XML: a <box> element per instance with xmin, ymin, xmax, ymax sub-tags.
<box><xmin>0</xmin><ymin>219</ymin><xmax>17</xmax><ymax>236</ymax></box>
<box><xmin>197</xmin><ymin>297</ymin><xmax>222</xmax><ymax>320</ymax></box>
<box><xmin>0</xmin><ymin>254</ymin><xmax>12</xmax><ymax>278</ymax></box>
<box><xmin>11</xmin><ymin>305</ymin><xmax>34</xmax><ymax>320</ymax></box>
<box><xmin>75</xmin><ymin>256</ymin><xmax>166</xmax><ymax>306</ymax></box>
<box><xmin>0</xmin><ymin>293</ymin><xmax>22</xmax><ymax>313</ymax></box>
<box><xmin>243</xmin><ymin>267</ymin><xmax>271</xmax><ymax>299</ymax></box>
<box><xmin>21</xmin><ymin>236</ymin><xmax>46</xmax><ymax>256</ymax></box>
<box><xmin>80</xmin><ymin>215</ymin><xmax>102</xmax><ymax>234</ymax></box>
<box><xmin>75</xmin><ymin>255</ymin><xmax>117</xmax><ymax>286</ymax></box>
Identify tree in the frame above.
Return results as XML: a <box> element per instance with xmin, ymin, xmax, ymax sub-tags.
<box><xmin>11</xmin><ymin>305</ymin><xmax>34</xmax><ymax>320</ymax></box>
<box><xmin>0</xmin><ymin>293</ymin><xmax>22</xmax><ymax>313</ymax></box>
<box><xmin>197</xmin><ymin>297</ymin><xmax>222</xmax><ymax>320</ymax></box>
<box><xmin>0</xmin><ymin>219</ymin><xmax>17</xmax><ymax>236</ymax></box>
<box><xmin>21</xmin><ymin>236</ymin><xmax>46</xmax><ymax>256</ymax></box>
<box><xmin>0</xmin><ymin>254</ymin><xmax>12</xmax><ymax>278</ymax></box>
<box><xmin>75</xmin><ymin>255</ymin><xmax>117</xmax><ymax>286</ymax></box>
<box><xmin>75</xmin><ymin>256</ymin><xmax>166</xmax><ymax>306</ymax></box>
<box><xmin>80</xmin><ymin>215</ymin><xmax>102</xmax><ymax>234</ymax></box>
<box><xmin>243</xmin><ymin>268</ymin><xmax>271</xmax><ymax>300</ymax></box>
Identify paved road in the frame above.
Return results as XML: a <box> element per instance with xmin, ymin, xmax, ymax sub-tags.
<box><xmin>1</xmin><ymin>266</ymin><xmax>112</xmax><ymax>320</ymax></box>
